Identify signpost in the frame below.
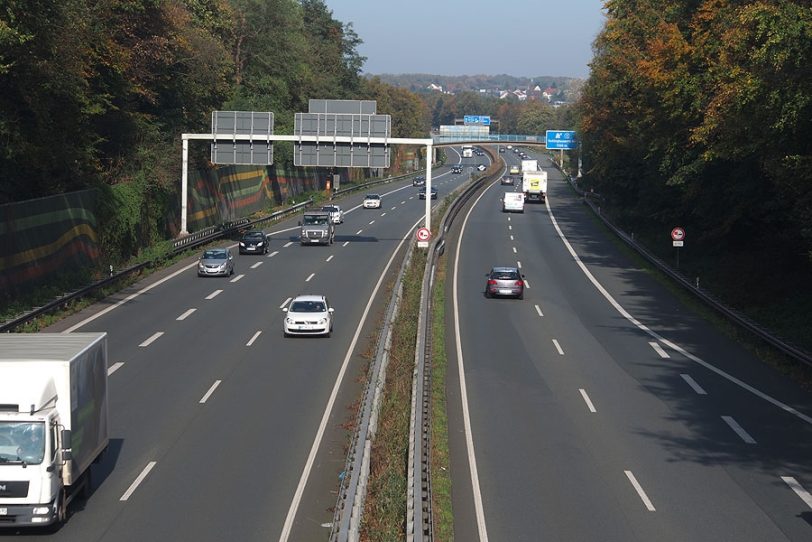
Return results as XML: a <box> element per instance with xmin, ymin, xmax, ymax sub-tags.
<box><xmin>210</xmin><ymin>111</ymin><xmax>274</xmax><ymax>165</ymax></box>
<box><xmin>545</xmin><ymin>130</ymin><xmax>577</xmax><ymax>168</ymax></box>
<box><xmin>671</xmin><ymin>227</ymin><xmax>685</xmax><ymax>269</ymax></box>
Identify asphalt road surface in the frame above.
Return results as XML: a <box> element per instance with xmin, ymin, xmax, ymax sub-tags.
<box><xmin>446</xmin><ymin>148</ymin><xmax>812</xmax><ymax>541</ymax></box>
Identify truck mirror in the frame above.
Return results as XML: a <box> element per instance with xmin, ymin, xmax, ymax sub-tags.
<box><xmin>60</xmin><ymin>429</ymin><xmax>72</xmax><ymax>450</ymax></box>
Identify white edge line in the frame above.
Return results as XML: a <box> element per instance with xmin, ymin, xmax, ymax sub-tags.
<box><xmin>781</xmin><ymin>476</ymin><xmax>812</xmax><ymax>509</ymax></box>
<box><xmin>278</xmin><ymin>214</ymin><xmax>424</xmax><ymax>541</ymax></box>
<box><xmin>107</xmin><ymin>362</ymin><xmax>125</xmax><ymax>376</ymax></box>
<box><xmin>246</xmin><ymin>330</ymin><xmax>262</xmax><ymax>346</ymax></box>
<box><xmin>120</xmin><ymin>461</ymin><xmax>157</xmax><ymax>501</ymax></box>
<box><xmin>199</xmin><ymin>380</ymin><xmax>222</xmax><ymax>404</ymax></box>
<box><xmin>625</xmin><ymin>470</ymin><xmax>656</xmax><ymax>511</ymax></box>
<box><xmin>280</xmin><ymin>297</ymin><xmax>292</xmax><ymax>309</ymax></box>
<box><xmin>579</xmin><ymin>389</ymin><xmax>597</xmax><ymax>413</ymax></box>
<box><xmin>721</xmin><ymin>415</ymin><xmax>757</xmax><ymax>444</ymax></box>
<box><xmin>139</xmin><ymin>332</ymin><xmax>164</xmax><ymax>347</ymax></box>
<box><xmin>176</xmin><ymin>308</ymin><xmax>196</xmax><ymax>321</ymax></box>
<box><xmin>649</xmin><ymin>341</ymin><xmax>670</xmax><ymax>359</ymax></box>
<box><xmin>545</xmin><ymin>198</ymin><xmax>812</xmax><ymax>426</ymax></box>
<box><xmin>680</xmin><ymin>374</ymin><xmax>707</xmax><ymax>395</ymax></box>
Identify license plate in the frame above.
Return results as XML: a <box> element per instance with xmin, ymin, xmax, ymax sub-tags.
<box><xmin>499</xmin><ymin>289</ymin><xmax>512</xmax><ymax>295</ymax></box>
<box><xmin>0</xmin><ymin>508</ymin><xmax>7</xmax><ymax>515</ymax></box>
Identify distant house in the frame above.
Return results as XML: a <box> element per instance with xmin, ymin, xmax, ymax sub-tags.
<box><xmin>542</xmin><ymin>86</ymin><xmax>558</xmax><ymax>101</ymax></box>
<box><xmin>427</xmin><ymin>83</ymin><xmax>443</xmax><ymax>92</ymax></box>
<box><xmin>499</xmin><ymin>90</ymin><xmax>511</xmax><ymax>100</ymax></box>
<box><xmin>512</xmin><ymin>89</ymin><xmax>527</xmax><ymax>101</ymax></box>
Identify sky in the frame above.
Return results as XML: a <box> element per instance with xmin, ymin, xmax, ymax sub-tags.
<box><xmin>325</xmin><ymin>0</ymin><xmax>607</xmax><ymax>79</ymax></box>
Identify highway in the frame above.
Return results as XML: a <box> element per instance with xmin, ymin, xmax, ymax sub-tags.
<box><xmin>446</xmin><ymin>148</ymin><xmax>812</xmax><ymax>541</ymax></box>
<box><xmin>8</xmin><ymin>155</ymin><xmax>477</xmax><ymax>541</ymax></box>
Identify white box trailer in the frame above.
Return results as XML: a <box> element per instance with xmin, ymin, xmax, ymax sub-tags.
<box><xmin>521</xmin><ymin>159</ymin><xmax>539</xmax><ymax>173</ymax></box>
<box><xmin>522</xmin><ymin>171</ymin><xmax>548</xmax><ymax>203</ymax></box>
<box><xmin>0</xmin><ymin>333</ymin><xmax>109</xmax><ymax>527</ymax></box>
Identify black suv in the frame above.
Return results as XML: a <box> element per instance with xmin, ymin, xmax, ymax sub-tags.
<box><xmin>451</xmin><ymin>165</ymin><xmax>462</xmax><ymax>174</ymax></box>
<box><xmin>412</xmin><ymin>176</ymin><xmax>426</xmax><ymax>186</ymax></box>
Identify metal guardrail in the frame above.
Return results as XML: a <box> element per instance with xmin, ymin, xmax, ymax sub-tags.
<box><xmin>559</xmin><ymin>166</ymin><xmax>812</xmax><ymax>368</ymax></box>
<box><xmin>0</xmin><ymin>198</ymin><xmax>316</xmax><ymax>333</ymax></box>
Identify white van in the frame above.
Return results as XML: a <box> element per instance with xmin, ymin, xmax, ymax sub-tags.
<box><xmin>503</xmin><ymin>191</ymin><xmax>525</xmax><ymax>213</ymax></box>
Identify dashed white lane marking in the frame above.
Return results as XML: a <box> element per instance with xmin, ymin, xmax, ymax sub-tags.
<box><xmin>381</xmin><ymin>212</ymin><xmax>387</xmax><ymax>216</ymax></box>
<box><xmin>680</xmin><ymin>374</ymin><xmax>707</xmax><ymax>395</ymax></box>
<box><xmin>535</xmin><ymin>304</ymin><xmax>544</xmax><ymax>317</ymax></box>
<box><xmin>523</xmin><ymin>279</ymin><xmax>530</xmax><ymax>289</ymax></box>
<box><xmin>552</xmin><ymin>339</ymin><xmax>564</xmax><ymax>355</ymax></box>
<box><xmin>391</xmin><ymin>206</ymin><xmax>397</xmax><ymax>210</ymax></box>
<box><xmin>280</xmin><ymin>297</ymin><xmax>292</xmax><ymax>309</ymax></box>
<box><xmin>579</xmin><ymin>389</ymin><xmax>597</xmax><ymax>413</ymax></box>
<box><xmin>721</xmin><ymin>416</ymin><xmax>757</xmax><ymax>444</ymax></box>
<box><xmin>120</xmin><ymin>461</ymin><xmax>157</xmax><ymax>501</ymax></box>
<box><xmin>625</xmin><ymin>470</ymin><xmax>656</xmax><ymax>511</ymax></box>
<box><xmin>649</xmin><ymin>341</ymin><xmax>670</xmax><ymax>358</ymax></box>
<box><xmin>107</xmin><ymin>362</ymin><xmax>125</xmax><ymax>376</ymax></box>
<box><xmin>369</xmin><ymin>220</ymin><xmax>375</xmax><ymax>225</ymax></box>
<box><xmin>305</xmin><ymin>273</ymin><xmax>315</xmax><ymax>282</ymax></box>
<box><xmin>545</xmin><ymin>198</ymin><xmax>812</xmax><ymax>426</ymax></box>
<box><xmin>199</xmin><ymin>380</ymin><xmax>222</xmax><ymax>404</ymax></box>
<box><xmin>517</xmin><ymin>260</ymin><xmax>522</xmax><ymax>269</ymax></box>
<box><xmin>283</xmin><ymin>241</ymin><xmax>294</xmax><ymax>248</ymax></box>
<box><xmin>177</xmin><ymin>308</ymin><xmax>196</xmax><ymax>321</ymax></box>
<box><xmin>342</xmin><ymin>241</ymin><xmax>350</xmax><ymax>247</ymax></box>
<box><xmin>230</xmin><ymin>274</ymin><xmax>244</xmax><ymax>283</ymax></box>
<box><xmin>246</xmin><ymin>331</ymin><xmax>262</xmax><ymax>346</ymax></box>
<box><xmin>512</xmin><ymin>247</ymin><xmax>517</xmax><ymax>254</ymax></box>
<box><xmin>326</xmin><ymin>255</ymin><xmax>334</xmax><ymax>262</ymax></box>
<box><xmin>205</xmin><ymin>289</ymin><xmax>223</xmax><ymax>300</ymax></box>
<box><xmin>401</xmin><ymin>201</ymin><xmax>406</xmax><ymax>204</ymax></box>
<box><xmin>356</xmin><ymin>229</ymin><xmax>363</xmax><ymax>235</ymax></box>
<box><xmin>510</xmin><ymin>235</ymin><xmax>514</xmax><ymax>241</ymax></box>
<box><xmin>409</xmin><ymin>196</ymin><xmax>414</xmax><ymax>200</ymax></box>
<box><xmin>509</xmin><ymin>225</ymin><xmax>512</xmax><ymax>231</ymax></box>
<box><xmin>268</xmin><ymin>251</ymin><xmax>279</xmax><ymax>258</ymax></box>
<box><xmin>781</xmin><ymin>476</ymin><xmax>812</xmax><ymax>509</ymax></box>
<box><xmin>251</xmin><ymin>261</ymin><xmax>264</xmax><ymax>269</ymax></box>
<box><xmin>139</xmin><ymin>332</ymin><xmax>164</xmax><ymax>347</ymax></box>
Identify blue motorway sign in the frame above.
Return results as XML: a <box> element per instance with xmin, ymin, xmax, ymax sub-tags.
<box><xmin>464</xmin><ymin>115</ymin><xmax>491</xmax><ymax>126</ymax></box>
<box><xmin>546</xmin><ymin>130</ymin><xmax>577</xmax><ymax>150</ymax></box>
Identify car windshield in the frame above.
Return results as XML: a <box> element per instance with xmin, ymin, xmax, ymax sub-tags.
<box><xmin>243</xmin><ymin>232</ymin><xmax>264</xmax><ymax>240</ymax></box>
<box><xmin>365</xmin><ymin>195</ymin><xmax>379</xmax><ymax>200</ymax></box>
<box><xmin>303</xmin><ymin>215</ymin><xmax>328</xmax><ymax>225</ymax></box>
<box><xmin>322</xmin><ymin>206</ymin><xmax>336</xmax><ymax>212</ymax></box>
<box><xmin>491</xmin><ymin>270</ymin><xmax>519</xmax><ymax>280</ymax></box>
<box><xmin>0</xmin><ymin>421</ymin><xmax>46</xmax><ymax>465</ymax></box>
<box><xmin>290</xmin><ymin>300</ymin><xmax>326</xmax><ymax>313</ymax></box>
<box><xmin>203</xmin><ymin>250</ymin><xmax>227</xmax><ymax>259</ymax></box>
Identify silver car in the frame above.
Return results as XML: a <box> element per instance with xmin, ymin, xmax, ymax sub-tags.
<box><xmin>283</xmin><ymin>295</ymin><xmax>334</xmax><ymax>337</ymax></box>
<box><xmin>198</xmin><ymin>248</ymin><xmax>234</xmax><ymax>277</ymax></box>
<box><xmin>484</xmin><ymin>266</ymin><xmax>525</xmax><ymax>299</ymax></box>
<box><xmin>321</xmin><ymin>205</ymin><xmax>344</xmax><ymax>224</ymax></box>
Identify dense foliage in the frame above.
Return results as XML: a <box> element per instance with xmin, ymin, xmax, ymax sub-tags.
<box><xmin>578</xmin><ymin>0</ymin><xmax>812</xmax><ymax>279</ymax></box>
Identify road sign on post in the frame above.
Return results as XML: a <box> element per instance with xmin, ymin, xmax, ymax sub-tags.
<box><xmin>671</xmin><ymin>227</ymin><xmax>685</xmax><ymax>268</ymax></box>
<box><xmin>210</xmin><ymin>111</ymin><xmax>274</xmax><ymax>165</ymax></box>
<box><xmin>545</xmin><ymin>130</ymin><xmax>577</xmax><ymax>150</ymax></box>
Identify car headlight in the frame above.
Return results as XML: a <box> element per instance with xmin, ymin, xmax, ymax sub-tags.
<box><xmin>285</xmin><ymin>318</ymin><xmax>293</xmax><ymax>324</ymax></box>
<box><xmin>256</xmin><ymin>241</ymin><xmax>264</xmax><ymax>246</ymax></box>
<box><xmin>318</xmin><ymin>318</ymin><xmax>327</xmax><ymax>325</ymax></box>
<box><xmin>240</xmin><ymin>242</ymin><xmax>245</xmax><ymax>247</ymax></box>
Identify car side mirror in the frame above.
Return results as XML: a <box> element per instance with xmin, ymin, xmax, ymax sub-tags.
<box><xmin>328</xmin><ymin>308</ymin><xmax>335</xmax><ymax>313</ymax></box>
<box><xmin>282</xmin><ymin>308</ymin><xmax>288</xmax><ymax>313</ymax></box>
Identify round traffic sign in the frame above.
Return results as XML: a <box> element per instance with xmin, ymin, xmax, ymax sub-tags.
<box><xmin>671</xmin><ymin>227</ymin><xmax>685</xmax><ymax>241</ymax></box>
<box><xmin>416</xmin><ymin>227</ymin><xmax>431</xmax><ymax>242</ymax></box>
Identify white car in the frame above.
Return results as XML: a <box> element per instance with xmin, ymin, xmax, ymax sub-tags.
<box><xmin>321</xmin><ymin>205</ymin><xmax>344</xmax><ymax>224</ymax></box>
<box><xmin>283</xmin><ymin>295</ymin><xmax>334</xmax><ymax>337</ymax></box>
<box><xmin>363</xmin><ymin>194</ymin><xmax>382</xmax><ymax>209</ymax></box>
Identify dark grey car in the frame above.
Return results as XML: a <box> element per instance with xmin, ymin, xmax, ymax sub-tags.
<box><xmin>484</xmin><ymin>266</ymin><xmax>524</xmax><ymax>299</ymax></box>
<box><xmin>198</xmin><ymin>248</ymin><xmax>234</xmax><ymax>277</ymax></box>
<box><xmin>239</xmin><ymin>230</ymin><xmax>268</xmax><ymax>254</ymax></box>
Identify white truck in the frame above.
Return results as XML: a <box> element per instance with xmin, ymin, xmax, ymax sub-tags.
<box><xmin>503</xmin><ymin>191</ymin><xmax>525</xmax><ymax>213</ymax></box>
<box><xmin>521</xmin><ymin>159</ymin><xmax>539</xmax><ymax>173</ymax></box>
<box><xmin>0</xmin><ymin>333</ymin><xmax>109</xmax><ymax>527</ymax></box>
<box><xmin>522</xmin><ymin>170</ymin><xmax>548</xmax><ymax>203</ymax></box>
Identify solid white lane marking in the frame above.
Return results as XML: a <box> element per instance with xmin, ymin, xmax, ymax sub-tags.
<box><xmin>268</xmin><ymin>250</ymin><xmax>279</xmax><ymax>258</ymax></box>
<box><xmin>283</xmin><ymin>241</ymin><xmax>294</xmax><ymax>248</ymax></box>
<box><xmin>579</xmin><ymin>389</ymin><xmax>597</xmax><ymax>413</ymax></box>
<box><xmin>326</xmin><ymin>255</ymin><xmax>334</xmax><ymax>262</ymax></box>
<box><xmin>535</xmin><ymin>304</ymin><xmax>544</xmax><ymax>317</ymax></box>
<box><xmin>721</xmin><ymin>416</ymin><xmax>757</xmax><ymax>444</ymax></box>
<box><xmin>176</xmin><ymin>308</ymin><xmax>196</xmax><ymax>321</ymax></box>
<box><xmin>369</xmin><ymin>220</ymin><xmax>375</xmax><ymax>225</ymax></box>
<box><xmin>107</xmin><ymin>362</ymin><xmax>125</xmax><ymax>376</ymax></box>
<box><xmin>516</xmin><ymin>260</ymin><xmax>522</xmax><ymax>269</ymax></box>
<box><xmin>523</xmin><ymin>279</ymin><xmax>530</xmax><ymax>289</ymax></box>
<box><xmin>205</xmin><ymin>289</ymin><xmax>223</xmax><ymax>300</ymax></box>
<box><xmin>199</xmin><ymin>380</ymin><xmax>222</xmax><ymax>404</ymax></box>
<box><xmin>305</xmin><ymin>273</ymin><xmax>315</xmax><ymax>282</ymax></box>
<box><xmin>230</xmin><ymin>274</ymin><xmax>244</xmax><ymax>283</ymax></box>
<box><xmin>649</xmin><ymin>341</ymin><xmax>670</xmax><ymax>358</ymax></box>
<box><xmin>251</xmin><ymin>261</ymin><xmax>264</xmax><ymax>269</ymax></box>
<box><xmin>120</xmin><ymin>461</ymin><xmax>157</xmax><ymax>501</ymax></box>
<box><xmin>342</xmin><ymin>241</ymin><xmax>350</xmax><ymax>247</ymax></box>
<box><xmin>680</xmin><ymin>374</ymin><xmax>707</xmax><ymax>395</ymax></box>
<box><xmin>781</xmin><ymin>476</ymin><xmax>812</xmax><ymax>509</ymax></box>
<box><xmin>139</xmin><ymin>332</ymin><xmax>164</xmax><ymax>347</ymax></box>
<box><xmin>280</xmin><ymin>297</ymin><xmax>292</xmax><ymax>309</ymax></box>
<box><xmin>625</xmin><ymin>470</ymin><xmax>656</xmax><ymax>511</ymax></box>
<box><xmin>552</xmin><ymin>339</ymin><xmax>564</xmax><ymax>355</ymax></box>
<box><xmin>246</xmin><ymin>331</ymin><xmax>262</xmax><ymax>346</ymax></box>
<box><xmin>512</xmin><ymin>247</ymin><xmax>517</xmax><ymax>254</ymax></box>
<box><xmin>279</xmin><ymin>214</ymin><xmax>424</xmax><ymax>542</ymax></box>
<box><xmin>545</xmin><ymin>199</ymin><xmax>812</xmax><ymax>426</ymax></box>
<box><xmin>356</xmin><ymin>229</ymin><xmax>363</xmax><ymax>235</ymax></box>
<box><xmin>451</xmin><ymin>180</ymin><xmax>503</xmax><ymax>542</ymax></box>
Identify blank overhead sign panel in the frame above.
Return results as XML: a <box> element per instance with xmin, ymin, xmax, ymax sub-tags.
<box><xmin>294</xmin><ymin>100</ymin><xmax>391</xmax><ymax>168</ymax></box>
<box><xmin>211</xmin><ymin>111</ymin><xmax>274</xmax><ymax>165</ymax></box>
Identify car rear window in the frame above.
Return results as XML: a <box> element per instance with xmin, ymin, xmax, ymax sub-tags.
<box><xmin>491</xmin><ymin>271</ymin><xmax>519</xmax><ymax>280</ymax></box>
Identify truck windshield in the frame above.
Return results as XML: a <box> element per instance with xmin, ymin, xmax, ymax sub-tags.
<box><xmin>303</xmin><ymin>216</ymin><xmax>327</xmax><ymax>225</ymax></box>
<box><xmin>0</xmin><ymin>421</ymin><xmax>46</xmax><ymax>465</ymax></box>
